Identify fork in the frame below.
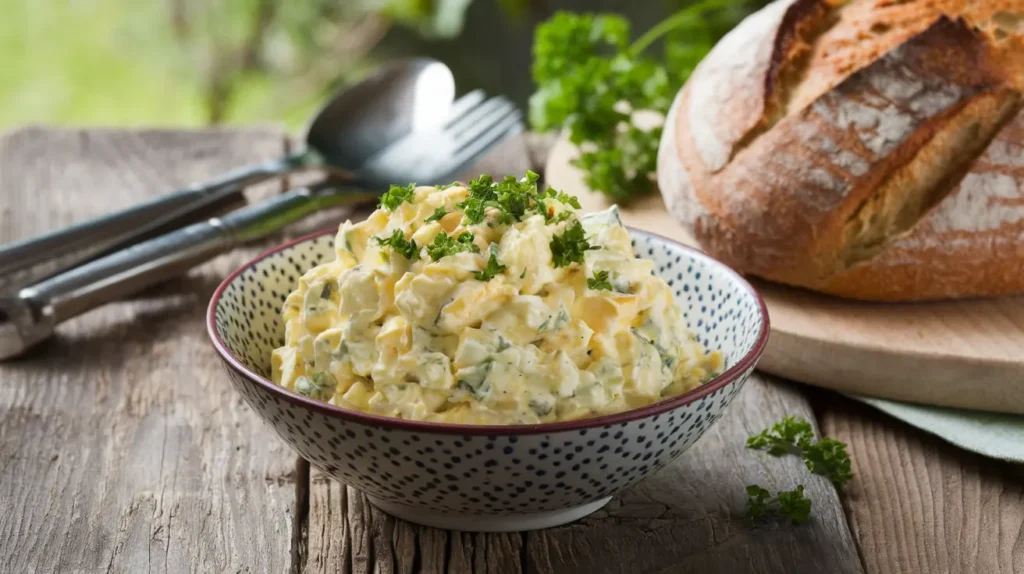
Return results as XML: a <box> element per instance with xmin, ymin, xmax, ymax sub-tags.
<box><xmin>0</xmin><ymin>93</ymin><xmax>524</xmax><ymax>360</ymax></box>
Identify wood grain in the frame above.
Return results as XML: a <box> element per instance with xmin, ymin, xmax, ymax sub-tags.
<box><xmin>302</xmin><ymin>375</ymin><xmax>864</xmax><ymax>574</ymax></box>
<box><xmin>0</xmin><ymin>127</ymin><xmax>302</xmax><ymax>573</ymax></box>
<box><xmin>814</xmin><ymin>393</ymin><xmax>1024</xmax><ymax>574</ymax></box>
<box><xmin>546</xmin><ymin>135</ymin><xmax>1024</xmax><ymax>415</ymax></box>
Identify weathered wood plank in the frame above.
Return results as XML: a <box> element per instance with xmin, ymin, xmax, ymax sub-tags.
<box><xmin>0</xmin><ymin>127</ymin><xmax>301</xmax><ymax>573</ymax></box>
<box><xmin>305</xmin><ymin>377</ymin><xmax>862</xmax><ymax>574</ymax></box>
<box><xmin>305</xmin><ymin>470</ymin><xmax>524</xmax><ymax>574</ymax></box>
<box><xmin>815</xmin><ymin>393</ymin><xmax>1024</xmax><ymax>574</ymax></box>
<box><xmin>524</xmin><ymin>375</ymin><xmax>862</xmax><ymax>574</ymax></box>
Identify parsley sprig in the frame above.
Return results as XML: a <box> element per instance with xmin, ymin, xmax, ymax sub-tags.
<box><xmin>587</xmin><ymin>270</ymin><xmax>613</xmax><ymax>291</ymax></box>
<box><xmin>550</xmin><ymin>220</ymin><xmax>596</xmax><ymax>268</ymax></box>
<box><xmin>457</xmin><ymin>171</ymin><xmax>580</xmax><ymax>226</ymax></box>
<box><xmin>744</xmin><ymin>415</ymin><xmax>854</xmax><ymax>525</ymax></box>
<box><xmin>746</xmin><ymin>416</ymin><xmax>853</xmax><ymax>486</ymax></box>
<box><xmin>380</xmin><ymin>183</ymin><xmax>416</xmax><ymax>211</ymax></box>
<box><xmin>374</xmin><ymin>229</ymin><xmax>420</xmax><ymax>261</ymax></box>
<box><xmin>425</xmin><ymin>206</ymin><xmax>448</xmax><ymax>223</ymax></box>
<box><xmin>474</xmin><ymin>245</ymin><xmax>507</xmax><ymax>281</ymax></box>
<box><xmin>529</xmin><ymin>2</ymin><xmax>766</xmax><ymax>201</ymax></box>
<box><xmin>745</xmin><ymin>485</ymin><xmax>811</xmax><ymax>525</ymax></box>
<box><xmin>295</xmin><ymin>371</ymin><xmax>337</xmax><ymax>402</ymax></box>
<box><xmin>427</xmin><ymin>231</ymin><xmax>479</xmax><ymax>261</ymax></box>
<box><xmin>746</xmin><ymin>415</ymin><xmax>814</xmax><ymax>455</ymax></box>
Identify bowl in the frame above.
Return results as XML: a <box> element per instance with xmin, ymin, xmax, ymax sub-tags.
<box><xmin>207</xmin><ymin>227</ymin><xmax>769</xmax><ymax>532</ymax></box>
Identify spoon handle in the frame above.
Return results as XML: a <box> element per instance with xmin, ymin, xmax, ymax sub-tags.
<box><xmin>0</xmin><ymin>154</ymin><xmax>302</xmax><ymax>292</ymax></box>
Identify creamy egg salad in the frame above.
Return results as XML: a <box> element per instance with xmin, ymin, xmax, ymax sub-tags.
<box><xmin>271</xmin><ymin>171</ymin><xmax>722</xmax><ymax>425</ymax></box>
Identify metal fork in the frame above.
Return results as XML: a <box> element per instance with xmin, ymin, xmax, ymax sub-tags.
<box><xmin>361</xmin><ymin>90</ymin><xmax>523</xmax><ymax>185</ymax></box>
<box><xmin>0</xmin><ymin>93</ymin><xmax>524</xmax><ymax>360</ymax></box>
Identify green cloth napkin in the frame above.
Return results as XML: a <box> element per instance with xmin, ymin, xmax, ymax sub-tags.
<box><xmin>851</xmin><ymin>395</ymin><xmax>1024</xmax><ymax>464</ymax></box>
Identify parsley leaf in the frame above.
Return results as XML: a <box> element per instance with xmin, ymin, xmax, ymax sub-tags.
<box><xmin>427</xmin><ymin>231</ymin><xmax>479</xmax><ymax>261</ymax></box>
<box><xmin>550</xmin><ymin>220</ymin><xmax>595</xmax><ymax>268</ymax></box>
<box><xmin>374</xmin><ymin>229</ymin><xmax>420</xmax><ymax>261</ymax></box>
<box><xmin>458</xmin><ymin>174</ymin><xmax>500</xmax><ymax>225</ymax></box>
<box><xmin>529</xmin><ymin>3</ymin><xmax>765</xmax><ymax>201</ymax></box>
<box><xmin>458</xmin><ymin>171</ymin><xmax>578</xmax><ymax>227</ymax></box>
<box><xmin>295</xmin><ymin>371</ymin><xmax>337</xmax><ymax>401</ymax></box>
<box><xmin>802</xmin><ymin>438</ymin><xmax>853</xmax><ymax>487</ymax></box>
<box><xmin>474</xmin><ymin>245</ymin><xmax>507</xmax><ymax>281</ymax></box>
<box><xmin>588</xmin><ymin>270</ymin><xmax>613</xmax><ymax>290</ymax></box>
<box><xmin>777</xmin><ymin>486</ymin><xmax>812</xmax><ymax>525</ymax></box>
<box><xmin>745</xmin><ymin>485</ymin><xmax>771</xmax><ymax>521</ymax></box>
<box><xmin>425</xmin><ymin>206</ymin><xmax>448</xmax><ymax>223</ymax></box>
<box><xmin>747</xmin><ymin>416</ymin><xmax>853</xmax><ymax>487</ymax></box>
<box><xmin>745</xmin><ymin>484</ymin><xmax>811</xmax><ymax>525</ymax></box>
<box><xmin>746</xmin><ymin>415</ymin><xmax>814</xmax><ymax>456</ymax></box>
<box><xmin>380</xmin><ymin>183</ymin><xmax>416</xmax><ymax>211</ymax></box>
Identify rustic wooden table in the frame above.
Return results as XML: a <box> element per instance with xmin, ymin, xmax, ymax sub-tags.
<box><xmin>1</xmin><ymin>127</ymin><xmax>1022</xmax><ymax>574</ymax></box>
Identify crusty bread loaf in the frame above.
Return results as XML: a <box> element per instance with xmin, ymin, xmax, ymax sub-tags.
<box><xmin>657</xmin><ymin>0</ymin><xmax>1024</xmax><ymax>301</ymax></box>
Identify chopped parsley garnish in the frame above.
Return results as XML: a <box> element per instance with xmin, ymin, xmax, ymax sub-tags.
<box><xmin>550</xmin><ymin>220</ymin><xmax>595</xmax><ymax>268</ymax></box>
<box><xmin>745</xmin><ymin>484</ymin><xmax>811</xmax><ymax>525</ymax></box>
<box><xmin>427</xmin><ymin>231</ymin><xmax>479</xmax><ymax>261</ymax></box>
<box><xmin>587</xmin><ymin>270</ymin><xmax>613</xmax><ymax>290</ymax></box>
<box><xmin>546</xmin><ymin>211</ymin><xmax>575</xmax><ymax>224</ymax></box>
<box><xmin>457</xmin><ymin>170</ymin><xmax>581</xmax><ymax>227</ymax></box>
<box><xmin>374</xmin><ymin>229</ymin><xmax>420</xmax><ymax>261</ymax></box>
<box><xmin>474</xmin><ymin>245</ymin><xmax>507</xmax><ymax>281</ymax></box>
<box><xmin>425</xmin><ymin>206</ymin><xmax>448</xmax><ymax>223</ymax></box>
<box><xmin>379</xmin><ymin>183</ymin><xmax>416</xmax><ymax>211</ymax></box>
<box><xmin>539</xmin><ymin>187</ymin><xmax>582</xmax><ymax>214</ymax></box>
<box><xmin>319</xmin><ymin>281</ymin><xmax>334</xmax><ymax>299</ymax></box>
<box><xmin>700</xmin><ymin>370</ymin><xmax>719</xmax><ymax>384</ymax></box>
<box><xmin>295</xmin><ymin>371</ymin><xmax>337</xmax><ymax>402</ymax></box>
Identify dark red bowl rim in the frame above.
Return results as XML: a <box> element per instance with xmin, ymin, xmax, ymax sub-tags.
<box><xmin>207</xmin><ymin>226</ymin><xmax>770</xmax><ymax>436</ymax></box>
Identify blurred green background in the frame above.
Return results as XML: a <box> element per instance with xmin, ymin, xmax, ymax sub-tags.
<box><xmin>0</xmin><ymin>0</ymin><xmax>680</xmax><ymax>132</ymax></box>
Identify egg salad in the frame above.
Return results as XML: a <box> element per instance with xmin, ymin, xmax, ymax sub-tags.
<box><xmin>271</xmin><ymin>171</ymin><xmax>722</xmax><ymax>425</ymax></box>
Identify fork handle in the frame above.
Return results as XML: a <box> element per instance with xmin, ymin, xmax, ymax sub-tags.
<box><xmin>15</xmin><ymin>182</ymin><xmax>375</xmax><ymax>329</ymax></box>
<box><xmin>0</xmin><ymin>154</ymin><xmax>302</xmax><ymax>291</ymax></box>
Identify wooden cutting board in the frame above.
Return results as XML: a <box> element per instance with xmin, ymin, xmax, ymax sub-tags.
<box><xmin>547</xmin><ymin>137</ymin><xmax>1024</xmax><ymax>415</ymax></box>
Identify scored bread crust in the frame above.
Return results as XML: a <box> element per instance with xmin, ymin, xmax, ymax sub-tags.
<box><xmin>659</xmin><ymin>0</ymin><xmax>1024</xmax><ymax>301</ymax></box>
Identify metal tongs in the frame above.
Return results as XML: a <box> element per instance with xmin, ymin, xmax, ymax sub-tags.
<box><xmin>0</xmin><ymin>93</ymin><xmax>523</xmax><ymax>361</ymax></box>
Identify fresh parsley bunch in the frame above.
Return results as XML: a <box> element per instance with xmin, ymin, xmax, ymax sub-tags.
<box><xmin>529</xmin><ymin>1</ymin><xmax>767</xmax><ymax>201</ymax></box>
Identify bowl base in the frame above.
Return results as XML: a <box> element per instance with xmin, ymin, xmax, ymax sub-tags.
<box><xmin>365</xmin><ymin>495</ymin><xmax>613</xmax><ymax>532</ymax></box>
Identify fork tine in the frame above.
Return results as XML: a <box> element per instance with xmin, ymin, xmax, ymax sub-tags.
<box><xmin>440</xmin><ymin>110</ymin><xmax>524</xmax><ymax>180</ymax></box>
<box><xmin>444</xmin><ymin>96</ymin><xmax>515</xmax><ymax>138</ymax></box>
<box><xmin>379</xmin><ymin>96</ymin><xmax>518</xmax><ymax>179</ymax></box>
<box><xmin>444</xmin><ymin>90</ymin><xmax>486</xmax><ymax>125</ymax></box>
<box><xmin>358</xmin><ymin>93</ymin><xmax>524</xmax><ymax>186</ymax></box>
<box><xmin>376</xmin><ymin>91</ymin><xmax>487</xmax><ymax>162</ymax></box>
<box><xmin>449</xmin><ymin>99</ymin><xmax>520</xmax><ymax>149</ymax></box>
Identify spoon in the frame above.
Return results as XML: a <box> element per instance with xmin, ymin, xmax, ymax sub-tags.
<box><xmin>0</xmin><ymin>58</ymin><xmax>455</xmax><ymax>291</ymax></box>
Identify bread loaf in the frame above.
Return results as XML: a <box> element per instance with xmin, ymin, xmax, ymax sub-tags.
<box><xmin>657</xmin><ymin>0</ymin><xmax>1024</xmax><ymax>301</ymax></box>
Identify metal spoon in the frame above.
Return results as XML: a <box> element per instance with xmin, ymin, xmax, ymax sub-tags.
<box><xmin>0</xmin><ymin>58</ymin><xmax>455</xmax><ymax>291</ymax></box>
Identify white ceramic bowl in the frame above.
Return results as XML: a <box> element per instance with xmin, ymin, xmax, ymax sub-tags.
<box><xmin>207</xmin><ymin>227</ymin><xmax>769</xmax><ymax>532</ymax></box>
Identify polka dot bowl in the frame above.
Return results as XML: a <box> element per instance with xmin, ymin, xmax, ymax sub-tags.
<box><xmin>207</xmin><ymin>227</ymin><xmax>769</xmax><ymax>532</ymax></box>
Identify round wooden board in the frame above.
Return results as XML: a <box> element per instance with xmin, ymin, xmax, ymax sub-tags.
<box><xmin>547</xmin><ymin>136</ymin><xmax>1024</xmax><ymax>415</ymax></box>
